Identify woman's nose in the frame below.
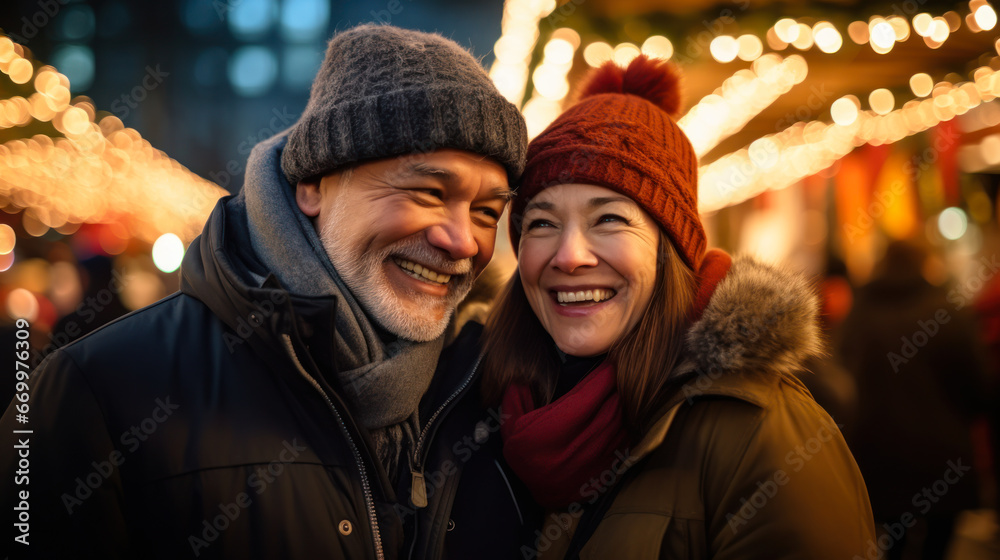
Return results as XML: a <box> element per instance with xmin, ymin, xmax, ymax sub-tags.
<box><xmin>551</xmin><ymin>229</ymin><xmax>598</xmax><ymax>273</ymax></box>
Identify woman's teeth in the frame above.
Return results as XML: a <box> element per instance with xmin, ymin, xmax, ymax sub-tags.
<box><xmin>556</xmin><ymin>289</ymin><xmax>616</xmax><ymax>304</ymax></box>
<box><xmin>394</xmin><ymin>258</ymin><xmax>451</xmax><ymax>284</ymax></box>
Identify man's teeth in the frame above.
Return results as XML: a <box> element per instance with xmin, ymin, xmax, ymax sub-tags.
<box><xmin>556</xmin><ymin>289</ymin><xmax>616</xmax><ymax>303</ymax></box>
<box><xmin>394</xmin><ymin>258</ymin><xmax>452</xmax><ymax>284</ymax></box>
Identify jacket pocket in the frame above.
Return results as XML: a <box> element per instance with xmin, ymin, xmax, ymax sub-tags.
<box><xmin>579</xmin><ymin>513</ymin><xmax>677</xmax><ymax>560</ymax></box>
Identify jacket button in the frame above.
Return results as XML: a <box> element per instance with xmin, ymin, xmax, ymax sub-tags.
<box><xmin>447</xmin><ymin>519</ymin><xmax>456</xmax><ymax>532</ymax></box>
<box><xmin>338</xmin><ymin>520</ymin><xmax>352</xmax><ymax>535</ymax></box>
<box><xmin>474</xmin><ymin>421</ymin><xmax>489</xmax><ymax>444</ymax></box>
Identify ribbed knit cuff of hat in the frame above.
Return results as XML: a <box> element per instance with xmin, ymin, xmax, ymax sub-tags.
<box><xmin>282</xmin><ymin>86</ymin><xmax>526</xmax><ymax>185</ymax></box>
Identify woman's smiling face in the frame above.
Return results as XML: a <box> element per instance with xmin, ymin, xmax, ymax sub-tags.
<box><xmin>517</xmin><ymin>183</ymin><xmax>660</xmax><ymax>357</ymax></box>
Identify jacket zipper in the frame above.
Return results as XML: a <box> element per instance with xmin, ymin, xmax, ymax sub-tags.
<box><xmin>406</xmin><ymin>353</ymin><xmax>483</xmax><ymax>560</ymax></box>
<box><xmin>410</xmin><ymin>352</ymin><xmax>483</xmax><ymax>489</ymax></box>
<box><xmin>282</xmin><ymin>334</ymin><xmax>385</xmax><ymax>560</ymax></box>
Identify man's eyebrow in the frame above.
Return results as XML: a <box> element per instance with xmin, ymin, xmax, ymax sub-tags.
<box><xmin>407</xmin><ymin>163</ymin><xmax>455</xmax><ymax>181</ymax></box>
<box><xmin>524</xmin><ymin>200</ymin><xmax>554</xmax><ymax>212</ymax></box>
<box><xmin>486</xmin><ymin>186</ymin><xmax>514</xmax><ymax>202</ymax></box>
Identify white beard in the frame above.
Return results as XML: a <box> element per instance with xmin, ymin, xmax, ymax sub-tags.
<box><xmin>318</xmin><ymin>205</ymin><xmax>475</xmax><ymax>342</ymax></box>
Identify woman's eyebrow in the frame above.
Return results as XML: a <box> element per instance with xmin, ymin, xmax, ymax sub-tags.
<box><xmin>524</xmin><ymin>200</ymin><xmax>554</xmax><ymax>213</ymax></box>
<box><xmin>587</xmin><ymin>196</ymin><xmax>632</xmax><ymax>209</ymax></box>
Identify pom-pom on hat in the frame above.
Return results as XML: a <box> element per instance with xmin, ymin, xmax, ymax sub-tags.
<box><xmin>510</xmin><ymin>55</ymin><xmax>706</xmax><ymax>271</ymax></box>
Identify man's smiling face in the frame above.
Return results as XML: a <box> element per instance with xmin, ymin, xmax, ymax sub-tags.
<box><xmin>296</xmin><ymin>149</ymin><xmax>510</xmax><ymax>341</ymax></box>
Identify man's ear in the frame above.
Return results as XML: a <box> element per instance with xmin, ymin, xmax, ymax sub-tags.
<box><xmin>296</xmin><ymin>178</ymin><xmax>323</xmax><ymax>217</ymax></box>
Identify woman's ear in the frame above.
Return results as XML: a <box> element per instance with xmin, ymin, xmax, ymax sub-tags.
<box><xmin>296</xmin><ymin>178</ymin><xmax>323</xmax><ymax>217</ymax></box>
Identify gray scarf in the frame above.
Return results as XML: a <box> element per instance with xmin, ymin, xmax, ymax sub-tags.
<box><xmin>240</xmin><ymin>132</ymin><xmax>443</xmax><ymax>480</ymax></box>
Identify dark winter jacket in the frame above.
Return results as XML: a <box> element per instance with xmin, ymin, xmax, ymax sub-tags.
<box><xmin>0</xmin><ymin>196</ymin><xmax>534</xmax><ymax>559</ymax></box>
<box><xmin>534</xmin><ymin>256</ymin><xmax>877</xmax><ymax>559</ymax></box>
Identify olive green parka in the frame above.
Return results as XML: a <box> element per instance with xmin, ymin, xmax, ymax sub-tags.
<box><xmin>535</xmin><ymin>255</ymin><xmax>877</xmax><ymax>560</ymax></box>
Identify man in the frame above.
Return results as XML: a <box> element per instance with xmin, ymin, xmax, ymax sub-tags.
<box><xmin>1</xmin><ymin>24</ymin><xmax>530</xmax><ymax>559</ymax></box>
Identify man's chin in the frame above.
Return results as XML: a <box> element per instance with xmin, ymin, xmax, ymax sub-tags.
<box><xmin>367</xmin><ymin>291</ymin><xmax>453</xmax><ymax>342</ymax></box>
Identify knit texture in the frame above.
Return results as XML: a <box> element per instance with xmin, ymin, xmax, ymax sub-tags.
<box><xmin>281</xmin><ymin>24</ymin><xmax>527</xmax><ymax>185</ymax></box>
<box><xmin>510</xmin><ymin>55</ymin><xmax>706</xmax><ymax>270</ymax></box>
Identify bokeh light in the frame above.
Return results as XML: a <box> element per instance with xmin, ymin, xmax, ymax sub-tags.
<box><xmin>152</xmin><ymin>233</ymin><xmax>185</xmax><ymax>273</ymax></box>
<box><xmin>938</xmin><ymin>207</ymin><xmax>969</xmax><ymax>240</ymax></box>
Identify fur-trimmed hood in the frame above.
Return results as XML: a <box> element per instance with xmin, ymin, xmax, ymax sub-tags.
<box><xmin>675</xmin><ymin>254</ymin><xmax>824</xmax><ymax>381</ymax></box>
<box><xmin>630</xmin><ymin>253</ymin><xmax>826</xmax><ymax>460</ymax></box>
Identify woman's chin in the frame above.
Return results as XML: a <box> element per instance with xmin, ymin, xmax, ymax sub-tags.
<box><xmin>553</xmin><ymin>338</ymin><xmax>613</xmax><ymax>358</ymax></box>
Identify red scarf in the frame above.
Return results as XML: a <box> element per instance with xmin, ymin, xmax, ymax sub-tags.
<box><xmin>500</xmin><ymin>362</ymin><xmax>629</xmax><ymax>509</ymax></box>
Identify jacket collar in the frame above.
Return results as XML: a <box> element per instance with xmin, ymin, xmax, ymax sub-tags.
<box><xmin>631</xmin><ymin>253</ymin><xmax>823</xmax><ymax>460</ymax></box>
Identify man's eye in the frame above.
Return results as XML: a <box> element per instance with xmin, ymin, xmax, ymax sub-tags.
<box><xmin>409</xmin><ymin>188</ymin><xmax>444</xmax><ymax>200</ymax></box>
<box><xmin>478</xmin><ymin>208</ymin><xmax>501</xmax><ymax>220</ymax></box>
<box><xmin>417</xmin><ymin>189</ymin><xmax>444</xmax><ymax>200</ymax></box>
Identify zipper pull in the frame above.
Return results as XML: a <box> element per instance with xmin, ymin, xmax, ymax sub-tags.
<box><xmin>411</xmin><ymin>470</ymin><xmax>428</xmax><ymax>508</ymax></box>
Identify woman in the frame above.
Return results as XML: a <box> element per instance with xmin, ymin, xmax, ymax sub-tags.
<box><xmin>482</xmin><ymin>55</ymin><xmax>876</xmax><ymax>558</ymax></box>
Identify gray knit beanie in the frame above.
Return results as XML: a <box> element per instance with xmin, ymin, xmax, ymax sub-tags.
<box><xmin>281</xmin><ymin>24</ymin><xmax>528</xmax><ymax>185</ymax></box>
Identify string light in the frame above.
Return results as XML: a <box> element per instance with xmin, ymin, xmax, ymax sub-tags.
<box><xmin>813</xmin><ymin>22</ymin><xmax>843</xmax><ymax>53</ymax></box>
<box><xmin>523</xmin><ymin>31</ymin><xmax>579</xmax><ymax>138</ymax></box>
<box><xmin>488</xmin><ymin>0</ymin><xmax>557</xmax><ymax>106</ymax></box>
<box><xmin>911</xmin><ymin>73</ymin><xmax>934</xmax><ymax>96</ymax></box>
<box><xmin>699</xmin><ymin>66</ymin><xmax>1000</xmax><ymax>213</ymax></box>
<box><xmin>974</xmin><ymin>3</ymin><xmax>998</xmax><ymax>30</ymax></box>
<box><xmin>680</xmin><ymin>54</ymin><xmax>808</xmax><ymax>157</ymax></box>
<box><xmin>736</xmin><ymin>35</ymin><xmax>763</xmax><ymax>61</ymax></box>
<box><xmin>641</xmin><ymin>35</ymin><xmax>674</xmax><ymax>59</ymax></box>
<box><xmin>0</xmin><ymin>31</ymin><xmax>227</xmax><ymax>245</ymax></box>
<box><xmin>869</xmin><ymin>88</ymin><xmax>895</xmax><ymax>115</ymax></box>
<box><xmin>583</xmin><ymin>42</ymin><xmax>614</xmax><ymax>67</ymax></box>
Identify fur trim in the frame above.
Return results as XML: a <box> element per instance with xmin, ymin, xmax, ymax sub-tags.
<box><xmin>680</xmin><ymin>254</ymin><xmax>824</xmax><ymax>379</ymax></box>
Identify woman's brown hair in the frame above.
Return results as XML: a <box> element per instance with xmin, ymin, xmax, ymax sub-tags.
<box><xmin>481</xmin><ymin>229</ymin><xmax>696</xmax><ymax>436</ymax></box>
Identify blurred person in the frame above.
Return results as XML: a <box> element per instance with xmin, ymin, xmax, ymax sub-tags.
<box><xmin>797</xmin><ymin>257</ymin><xmax>860</xmax><ymax>434</ymax></box>
<box><xmin>839</xmin><ymin>240</ymin><xmax>991</xmax><ymax>559</ymax></box>
<box><xmin>46</xmin><ymin>255</ymin><xmax>129</xmax><ymax>353</ymax></box>
<box><xmin>1</xmin><ymin>24</ymin><xmax>532</xmax><ymax>559</ymax></box>
<box><xmin>481</xmin><ymin>56</ymin><xmax>875</xmax><ymax>558</ymax></box>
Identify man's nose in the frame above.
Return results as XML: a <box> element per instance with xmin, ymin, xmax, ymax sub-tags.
<box><xmin>551</xmin><ymin>229</ymin><xmax>598</xmax><ymax>273</ymax></box>
<box><xmin>425</xmin><ymin>211</ymin><xmax>478</xmax><ymax>261</ymax></box>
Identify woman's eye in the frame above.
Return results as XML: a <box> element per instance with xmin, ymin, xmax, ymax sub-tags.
<box><xmin>526</xmin><ymin>219</ymin><xmax>553</xmax><ymax>230</ymax></box>
<box><xmin>598</xmin><ymin>214</ymin><xmax>629</xmax><ymax>225</ymax></box>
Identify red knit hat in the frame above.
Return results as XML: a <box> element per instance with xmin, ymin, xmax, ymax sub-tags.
<box><xmin>510</xmin><ymin>55</ymin><xmax>706</xmax><ymax>271</ymax></box>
